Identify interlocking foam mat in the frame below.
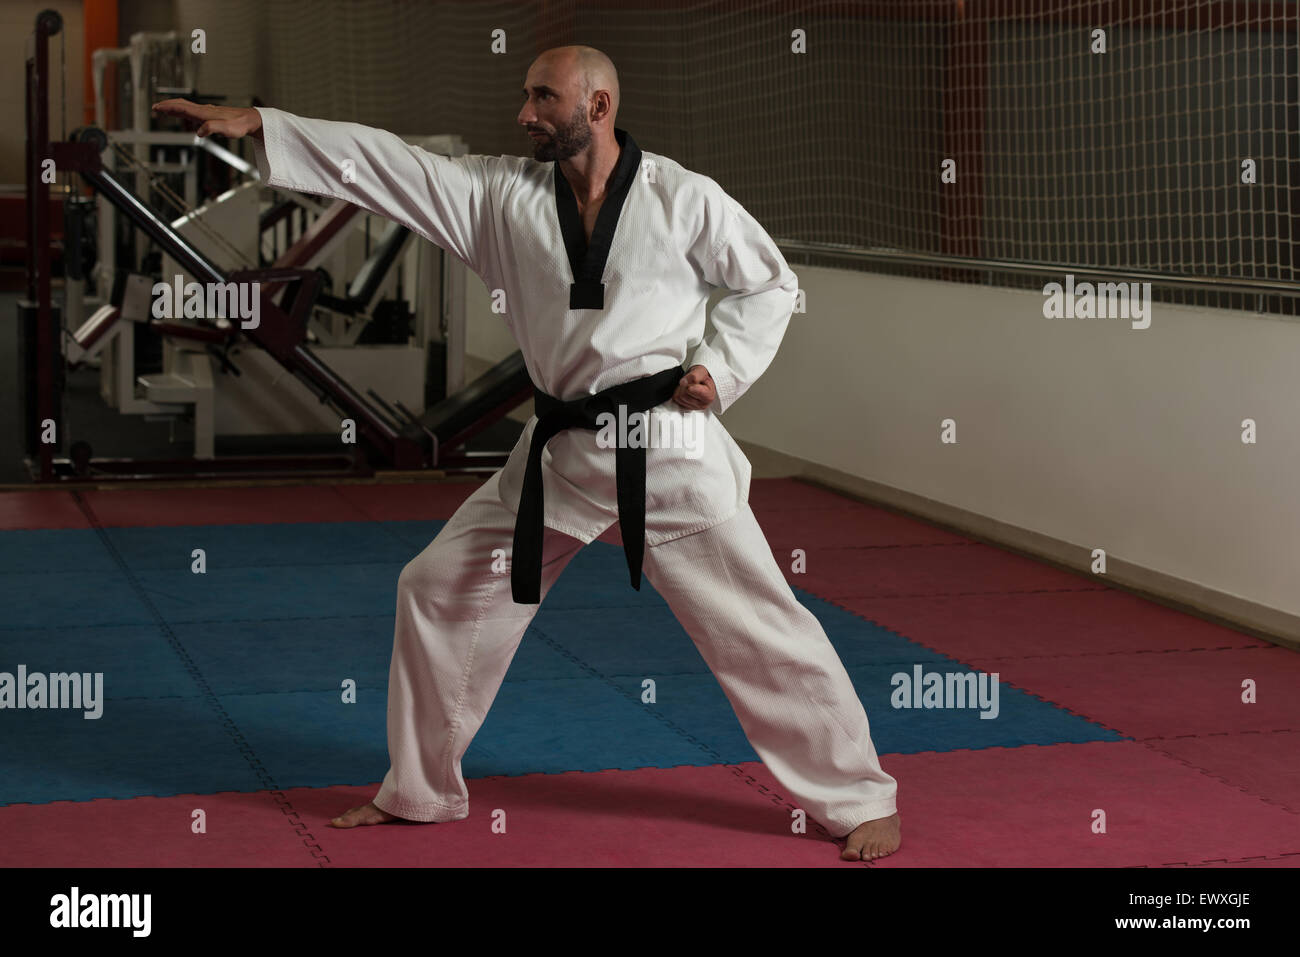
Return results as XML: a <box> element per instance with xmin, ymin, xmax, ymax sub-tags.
<box><xmin>0</xmin><ymin>479</ymin><xmax>1295</xmax><ymax>867</ymax></box>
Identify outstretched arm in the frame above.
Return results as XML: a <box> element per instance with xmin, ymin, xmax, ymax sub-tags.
<box><xmin>151</xmin><ymin>98</ymin><xmax>491</xmax><ymax>274</ymax></box>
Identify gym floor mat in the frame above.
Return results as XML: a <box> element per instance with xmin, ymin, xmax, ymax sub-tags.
<box><xmin>1</xmin><ymin>478</ymin><xmax>1294</xmax><ymax>868</ymax></box>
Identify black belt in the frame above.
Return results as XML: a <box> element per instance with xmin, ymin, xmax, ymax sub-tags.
<box><xmin>511</xmin><ymin>365</ymin><xmax>685</xmax><ymax>604</ymax></box>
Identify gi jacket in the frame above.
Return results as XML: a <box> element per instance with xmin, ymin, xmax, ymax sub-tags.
<box><xmin>252</xmin><ymin>108</ymin><xmax>799</xmax><ymax>546</ymax></box>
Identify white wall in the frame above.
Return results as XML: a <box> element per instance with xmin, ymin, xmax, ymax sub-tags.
<box><xmin>728</xmin><ymin>267</ymin><xmax>1300</xmax><ymax>630</ymax></box>
<box><xmin>465</xmin><ymin>265</ymin><xmax>1300</xmax><ymax>636</ymax></box>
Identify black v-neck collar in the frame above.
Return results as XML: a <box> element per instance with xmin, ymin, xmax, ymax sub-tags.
<box><xmin>553</xmin><ymin>127</ymin><xmax>642</xmax><ymax>310</ymax></box>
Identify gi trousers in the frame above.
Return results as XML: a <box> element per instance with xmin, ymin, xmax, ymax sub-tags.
<box><xmin>372</xmin><ymin>470</ymin><xmax>898</xmax><ymax>838</ymax></box>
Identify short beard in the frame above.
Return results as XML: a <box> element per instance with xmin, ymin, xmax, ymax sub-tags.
<box><xmin>532</xmin><ymin>102</ymin><xmax>592</xmax><ymax>162</ymax></box>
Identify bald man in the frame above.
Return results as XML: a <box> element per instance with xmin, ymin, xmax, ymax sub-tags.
<box><xmin>153</xmin><ymin>44</ymin><xmax>901</xmax><ymax>861</ymax></box>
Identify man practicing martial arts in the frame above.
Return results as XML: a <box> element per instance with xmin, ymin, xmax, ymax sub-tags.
<box><xmin>153</xmin><ymin>44</ymin><xmax>901</xmax><ymax>861</ymax></box>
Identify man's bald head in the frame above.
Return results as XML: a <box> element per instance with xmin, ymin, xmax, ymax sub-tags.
<box><xmin>533</xmin><ymin>45</ymin><xmax>620</xmax><ymax>125</ymax></box>
<box><xmin>519</xmin><ymin>45</ymin><xmax>621</xmax><ymax>162</ymax></box>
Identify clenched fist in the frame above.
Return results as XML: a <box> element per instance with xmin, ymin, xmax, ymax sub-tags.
<box><xmin>672</xmin><ymin>365</ymin><xmax>717</xmax><ymax>411</ymax></box>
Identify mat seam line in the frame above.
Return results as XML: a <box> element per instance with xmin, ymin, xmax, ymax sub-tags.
<box><xmin>1138</xmin><ymin>738</ymin><xmax>1300</xmax><ymax>817</ymax></box>
<box><xmin>1151</xmin><ymin>850</ymin><xmax>1300</xmax><ymax>867</ymax></box>
<box><xmin>69</xmin><ymin>491</ymin><xmax>332</xmax><ymax>867</ymax></box>
<box><xmin>804</xmin><ymin>586</ymin><xmax>1108</xmax><ymax>600</ymax></box>
<box><xmin>521</xmin><ymin>622</ymin><xmax>845</xmax><ymax>851</ymax></box>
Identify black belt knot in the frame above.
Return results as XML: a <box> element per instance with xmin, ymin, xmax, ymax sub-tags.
<box><xmin>511</xmin><ymin>365</ymin><xmax>684</xmax><ymax>603</ymax></box>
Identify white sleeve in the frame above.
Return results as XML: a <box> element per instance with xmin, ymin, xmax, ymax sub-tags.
<box><xmin>251</xmin><ymin>106</ymin><xmax>491</xmax><ymax>274</ymax></box>
<box><xmin>687</xmin><ymin>191</ymin><xmax>799</xmax><ymax>415</ymax></box>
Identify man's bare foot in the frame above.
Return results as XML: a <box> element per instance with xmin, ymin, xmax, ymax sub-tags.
<box><xmin>840</xmin><ymin>812</ymin><xmax>901</xmax><ymax>861</ymax></box>
<box><xmin>329</xmin><ymin>802</ymin><xmax>403</xmax><ymax>828</ymax></box>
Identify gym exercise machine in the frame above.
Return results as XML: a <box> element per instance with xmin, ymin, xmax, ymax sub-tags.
<box><xmin>20</xmin><ymin>8</ymin><xmax>533</xmax><ymax>483</ymax></box>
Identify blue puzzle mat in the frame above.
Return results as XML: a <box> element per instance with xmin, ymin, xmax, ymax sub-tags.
<box><xmin>0</xmin><ymin>521</ymin><xmax>1121</xmax><ymax>805</ymax></box>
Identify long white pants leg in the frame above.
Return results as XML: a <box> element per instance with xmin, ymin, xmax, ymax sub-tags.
<box><xmin>372</xmin><ymin>472</ymin><xmax>585</xmax><ymax>821</ymax></box>
<box><xmin>640</xmin><ymin>501</ymin><xmax>898</xmax><ymax>838</ymax></box>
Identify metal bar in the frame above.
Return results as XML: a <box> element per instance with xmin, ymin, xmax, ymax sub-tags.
<box><xmin>196</xmin><ymin>135</ymin><xmax>255</xmax><ymax>177</ymax></box>
<box><xmin>25</xmin><ymin>57</ymin><xmax>36</xmax><ymax>304</ymax></box>
<box><xmin>42</xmin><ymin>454</ymin><xmax>369</xmax><ymax>482</ymax></box>
<box><xmin>775</xmin><ymin>241</ymin><xmax>1300</xmax><ymax>299</ymax></box>
<box><xmin>151</xmin><ymin>320</ymin><xmax>234</xmax><ymax>344</ymax></box>
<box><xmin>364</xmin><ymin>388</ymin><xmax>406</xmax><ymax>432</ymax></box>
<box><xmin>265</xmin><ymin>199</ymin><xmax>360</xmax><ymax>297</ymax></box>
<box><xmin>109</xmin><ymin>130</ymin><xmax>207</xmax><ymax>145</ymax></box>
<box><xmin>286</xmin><ymin>343</ymin><xmax>418</xmax><ymax>460</ymax></box>
<box><xmin>431</xmin><ymin>452</ymin><xmax>509</xmax><ymax>474</ymax></box>
<box><xmin>30</xmin><ymin>10</ymin><xmax>61</xmax><ymax>482</ymax></box>
<box><xmin>260</xmin><ymin>198</ymin><xmax>296</xmax><ymax>233</ymax></box>
<box><xmin>435</xmin><ymin>382</ymin><xmax>535</xmax><ymax>455</ymax></box>
<box><xmin>80</xmin><ymin>163</ymin><xmax>226</xmax><ymax>284</ymax></box>
<box><xmin>510</xmin><ymin>0</ymin><xmax>1300</xmax><ymax>32</ymax></box>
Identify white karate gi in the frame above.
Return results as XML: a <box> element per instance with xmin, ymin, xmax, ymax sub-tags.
<box><xmin>252</xmin><ymin>108</ymin><xmax>898</xmax><ymax>837</ymax></box>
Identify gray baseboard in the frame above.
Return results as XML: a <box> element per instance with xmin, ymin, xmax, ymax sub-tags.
<box><xmin>736</xmin><ymin>438</ymin><xmax>1300</xmax><ymax>653</ymax></box>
